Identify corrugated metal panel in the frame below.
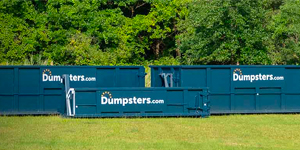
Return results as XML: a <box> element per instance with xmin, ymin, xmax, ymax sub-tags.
<box><xmin>66</xmin><ymin>87</ymin><xmax>210</xmax><ymax>118</ymax></box>
<box><xmin>0</xmin><ymin>66</ymin><xmax>145</xmax><ymax>115</ymax></box>
<box><xmin>150</xmin><ymin>65</ymin><xmax>300</xmax><ymax>114</ymax></box>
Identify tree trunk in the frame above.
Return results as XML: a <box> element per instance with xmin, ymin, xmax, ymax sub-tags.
<box><xmin>155</xmin><ymin>41</ymin><xmax>161</xmax><ymax>58</ymax></box>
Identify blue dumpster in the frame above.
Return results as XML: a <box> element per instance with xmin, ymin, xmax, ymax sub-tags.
<box><xmin>150</xmin><ymin>65</ymin><xmax>300</xmax><ymax>114</ymax></box>
<box><xmin>0</xmin><ymin>66</ymin><xmax>145</xmax><ymax>115</ymax></box>
<box><xmin>62</xmin><ymin>75</ymin><xmax>210</xmax><ymax>118</ymax></box>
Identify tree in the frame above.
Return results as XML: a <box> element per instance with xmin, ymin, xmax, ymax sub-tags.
<box><xmin>178</xmin><ymin>0</ymin><xmax>271</xmax><ymax>65</ymax></box>
<box><xmin>1</xmin><ymin>0</ymin><xmax>299</xmax><ymax>66</ymax></box>
<box><xmin>0</xmin><ymin>0</ymin><xmax>46</xmax><ymax>64</ymax></box>
<box><xmin>268</xmin><ymin>0</ymin><xmax>300</xmax><ymax>64</ymax></box>
<box><xmin>0</xmin><ymin>0</ymin><xmax>189</xmax><ymax>65</ymax></box>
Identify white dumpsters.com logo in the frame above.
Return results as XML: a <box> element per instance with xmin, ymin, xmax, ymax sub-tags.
<box><xmin>42</xmin><ymin>69</ymin><xmax>96</xmax><ymax>82</ymax></box>
<box><xmin>233</xmin><ymin>68</ymin><xmax>284</xmax><ymax>82</ymax></box>
<box><xmin>101</xmin><ymin>91</ymin><xmax>164</xmax><ymax>106</ymax></box>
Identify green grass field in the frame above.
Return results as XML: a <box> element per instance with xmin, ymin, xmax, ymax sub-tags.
<box><xmin>0</xmin><ymin>115</ymin><xmax>300</xmax><ymax>150</ymax></box>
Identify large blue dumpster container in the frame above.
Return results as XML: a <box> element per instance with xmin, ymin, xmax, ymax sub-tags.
<box><xmin>65</xmin><ymin>87</ymin><xmax>210</xmax><ymax>118</ymax></box>
<box><xmin>62</xmin><ymin>75</ymin><xmax>210</xmax><ymax>118</ymax></box>
<box><xmin>151</xmin><ymin>65</ymin><xmax>300</xmax><ymax>114</ymax></box>
<box><xmin>0</xmin><ymin>66</ymin><xmax>145</xmax><ymax>115</ymax></box>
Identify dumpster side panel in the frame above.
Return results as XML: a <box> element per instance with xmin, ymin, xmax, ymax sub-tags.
<box><xmin>0</xmin><ymin>66</ymin><xmax>145</xmax><ymax>115</ymax></box>
<box><xmin>19</xmin><ymin>68</ymin><xmax>40</xmax><ymax>93</ymax></box>
<box><xmin>166</xmin><ymin>90</ymin><xmax>184</xmax><ymax>113</ymax></box>
<box><xmin>284</xmin><ymin>68</ymin><xmax>300</xmax><ymax>111</ymax></box>
<box><xmin>117</xmin><ymin>68</ymin><xmax>140</xmax><ymax>87</ymax></box>
<box><xmin>181</xmin><ymin>68</ymin><xmax>206</xmax><ymax>87</ymax></box>
<box><xmin>97</xmin><ymin>68</ymin><xmax>116</xmax><ymax>87</ymax></box>
<box><xmin>72</xmin><ymin>87</ymin><xmax>210</xmax><ymax>117</ymax></box>
<box><xmin>0</xmin><ymin>68</ymin><xmax>14</xmax><ymax>112</ymax></box>
<box><xmin>150</xmin><ymin>65</ymin><xmax>300</xmax><ymax>114</ymax></box>
<box><xmin>0</xmin><ymin>69</ymin><xmax>14</xmax><ymax>94</ymax></box>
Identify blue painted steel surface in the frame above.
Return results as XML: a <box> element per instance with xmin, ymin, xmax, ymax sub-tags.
<box><xmin>151</xmin><ymin>65</ymin><xmax>300</xmax><ymax>114</ymax></box>
<box><xmin>66</xmin><ymin>87</ymin><xmax>210</xmax><ymax>118</ymax></box>
<box><xmin>0</xmin><ymin>66</ymin><xmax>145</xmax><ymax>115</ymax></box>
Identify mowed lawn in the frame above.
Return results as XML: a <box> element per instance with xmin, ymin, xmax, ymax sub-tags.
<box><xmin>0</xmin><ymin>115</ymin><xmax>300</xmax><ymax>150</ymax></box>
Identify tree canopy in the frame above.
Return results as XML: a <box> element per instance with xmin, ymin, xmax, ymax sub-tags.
<box><xmin>0</xmin><ymin>0</ymin><xmax>299</xmax><ymax>65</ymax></box>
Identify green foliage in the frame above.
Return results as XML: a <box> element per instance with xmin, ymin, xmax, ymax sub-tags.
<box><xmin>268</xmin><ymin>0</ymin><xmax>300</xmax><ymax>64</ymax></box>
<box><xmin>178</xmin><ymin>0</ymin><xmax>271</xmax><ymax>65</ymax></box>
<box><xmin>0</xmin><ymin>0</ymin><xmax>299</xmax><ymax>66</ymax></box>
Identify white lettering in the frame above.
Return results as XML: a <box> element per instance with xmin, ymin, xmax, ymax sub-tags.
<box><xmin>101</xmin><ymin>97</ymin><xmax>108</xmax><ymax>104</ymax></box>
<box><xmin>100</xmin><ymin>96</ymin><xmax>164</xmax><ymax>106</ymax></box>
<box><xmin>70</xmin><ymin>74</ymin><xmax>73</xmax><ymax>81</ymax></box>
<box><xmin>73</xmin><ymin>75</ymin><xmax>77</xmax><ymax>81</ymax></box>
<box><xmin>122</xmin><ymin>98</ymin><xmax>128</xmax><ymax>106</ymax></box>
<box><xmin>137</xmin><ymin>98</ymin><xmax>142</xmax><ymax>104</ymax></box>
<box><xmin>250</xmin><ymin>75</ymin><xmax>255</xmax><ymax>82</ymax></box>
<box><xmin>114</xmin><ymin>98</ymin><xmax>122</xmax><ymax>104</ymax></box>
<box><xmin>233</xmin><ymin>73</ymin><xmax>239</xmax><ymax>81</ymax></box>
<box><xmin>108</xmin><ymin>98</ymin><xmax>113</xmax><ymax>104</ymax></box>
<box><xmin>42</xmin><ymin>73</ymin><xmax>96</xmax><ymax>82</ymax></box>
<box><xmin>262</xmin><ymin>75</ymin><xmax>266</xmax><ymax>80</ymax></box>
<box><xmin>233</xmin><ymin>70</ymin><xmax>284</xmax><ymax>82</ymax></box>
<box><xmin>53</xmin><ymin>75</ymin><xmax>61</xmax><ymax>81</ymax></box>
<box><xmin>43</xmin><ymin>74</ymin><xmax>48</xmax><ymax>81</ymax></box>
<box><xmin>244</xmin><ymin>75</ymin><xmax>250</xmax><ymax>81</ymax></box>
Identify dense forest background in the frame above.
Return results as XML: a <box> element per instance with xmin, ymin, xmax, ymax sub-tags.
<box><xmin>0</xmin><ymin>0</ymin><xmax>299</xmax><ymax>66</ymax></box>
